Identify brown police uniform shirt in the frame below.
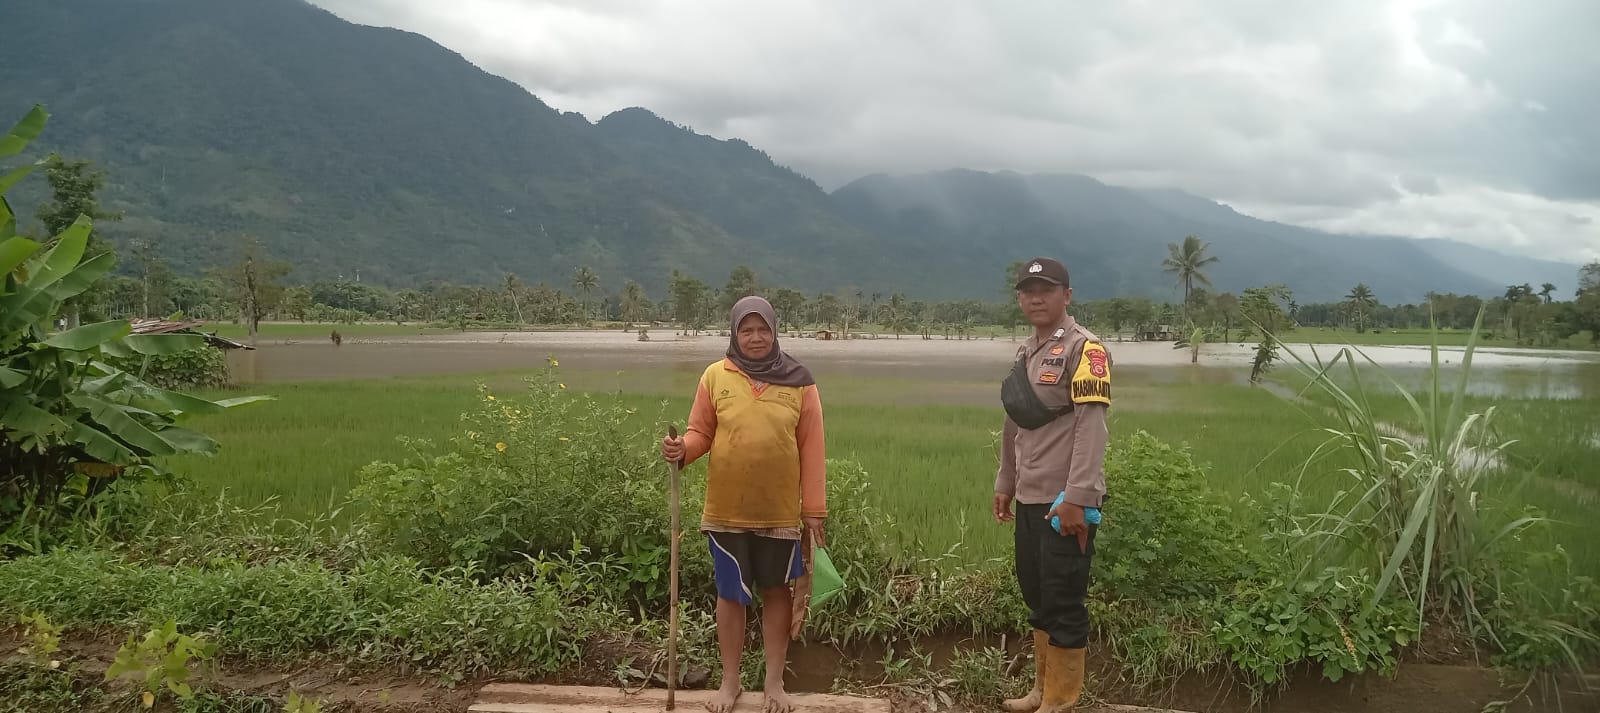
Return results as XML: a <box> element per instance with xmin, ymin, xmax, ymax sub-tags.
<box><xmin>994</xmin><ymin>314</ymin><xmax>1111</xmax><ymax>508</ymax></box>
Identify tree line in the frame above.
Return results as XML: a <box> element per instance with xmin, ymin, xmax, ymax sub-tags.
<box><xmin>1158</xmin><ymin>235</ymin><xmax>1600</xmax><ymax>347</ymax></box>
<box><xmin>75</xmin><ymin>235</ymin><xmax>1600</xmax><ymax>350</ymax></box>
<box><xmin>39</xmin><ymin>156</ymin><xmax>1600</xmax><ymax>348</ymax></box>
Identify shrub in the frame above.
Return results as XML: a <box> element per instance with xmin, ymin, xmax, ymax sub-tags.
<box><xmin>1095</xmin><ymin>431</ymin><xmax>1258</xmax><ymax>600</ymax></box>
<box><xmin>1212</xmin><ymin>567</ymin><xmax>1417</xmax><ymax>695</ymax></box>
<box><xmin>350</xmin><ymin>365</ymin><xmax>679</xmax><ymax>597</ymax></box>
<box><xmin>104</xmin><ymin>345</ymin><xmax>229</xmax><ymax>390</ymax></box>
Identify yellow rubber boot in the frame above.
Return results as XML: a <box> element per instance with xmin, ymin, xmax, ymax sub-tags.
<box><xmin>1035</xmin><ymin>645</ymin><xmax>1085</xmax><ymax>713</ymax></box>
<box><xmin>1002</xmin><ymin>630</ymin><xmax>1049</xmax><ymax>711</ymax></box>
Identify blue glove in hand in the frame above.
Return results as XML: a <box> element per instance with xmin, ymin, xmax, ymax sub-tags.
<box><xmin>1049</xmin><ymin>489</ymin><xmax>1101</xmax><ymax>533</ymax></box>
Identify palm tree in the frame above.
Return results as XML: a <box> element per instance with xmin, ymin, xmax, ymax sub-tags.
<box><xmin>1345</xmin><ymin>283</ymin><xmax>1377</xmax><ymax>333</ymax></box>
<box><xmin>503</xmin><ymin>273</ymin><xmax>524</xmax><ymax>324</ymax></box>
<box><xmin>620</xmin><ymin>281</ymin><xmax>649</xmax><ymax>327</ymax></box>
<box><xmin>1540</xmin><ymin>283</ymin><xmax>1557</xmax><ymax>304</ymax></box>
<box><xmin>1162</xmin><ymin>235</ymin><xmax>1220</xmax><ymax>308</ymax></box>
<box><xmin>573</xmin><ymin>266</ymin><xmax>599</xmax><ymax>320</ymax></box>
<box><xmin>884</xmin><ymin>293</ymin><xmax>908</xmax><ymax>339</ymax></box>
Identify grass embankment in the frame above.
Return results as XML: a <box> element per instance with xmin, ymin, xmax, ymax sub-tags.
<box><xmin>166</xmin><ymin>367</ymin><xmax>1331</xmax><ymax>563</ymax></box>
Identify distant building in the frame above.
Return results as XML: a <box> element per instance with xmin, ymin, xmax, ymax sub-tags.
<box><xmin>129</xmin><ymin>318</ymin><xmax>255</xmax><ymax>350</ymax></box>
<box><xmin>1137</xmin><ymin>324</ymin><xmax>1175</xmax><ymax>342</ymax></box>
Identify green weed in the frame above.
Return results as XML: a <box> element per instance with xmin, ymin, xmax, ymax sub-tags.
<box><xmin>0</xmin><ymin>549</ymin><xmax>634</xmax><ymax>684</ymax></box>
<box><xmin>16</xmin><ymin>612</ymin><xmax>63</xmax><ymax>667</ymax></box>
<box><xmin>104</xmin><ymin>620</ymin><xmax>218</xmax><ymax>708</ymax></box>
<box><xmin>1212</xmin><ymin>568</ymin><xmax>1416</xmax><ymax>699</ymax></box>
<box><xmin>0</xmin><ymin>661</ymin><xmax>95</xmax><ymax>713</ymax></box>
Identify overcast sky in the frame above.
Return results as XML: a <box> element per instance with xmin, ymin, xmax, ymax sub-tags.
<box><xmin>312</xmin><ymin>0</ymin><xmax>1598</xmax><ymax>264</ymax></box>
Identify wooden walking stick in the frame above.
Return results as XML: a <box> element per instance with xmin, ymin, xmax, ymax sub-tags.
<box><xmin>666</xmin><ymin>425</ymin><xmax>682</xmax><ymax>710</ymax></box>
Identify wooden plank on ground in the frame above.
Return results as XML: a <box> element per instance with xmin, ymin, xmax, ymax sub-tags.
<box><xmin>471</xmin><ymin>684</ymin><xmax>1199</xmax><ymax>713</ymax></box>
<box><xmin>471</xmin><ymin>684</ymin><xmax>891</xmax><ymax>713</ymax></box>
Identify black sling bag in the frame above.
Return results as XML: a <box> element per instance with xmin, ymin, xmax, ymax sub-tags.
<box><xmin>1001</xmin><ymin>351</ymin><xmax>1073</xmax><ymax>430</ymax></box>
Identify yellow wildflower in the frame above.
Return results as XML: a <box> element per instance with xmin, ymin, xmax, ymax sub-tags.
<box><xmin>559</xmin><ymin>383</ymin><xmax>567</xmax><ymax>390</ymax></box>
<box><xmin>487</xmin><ymin>394</ymin><xmax>496</xmax><ymax>401</ymax></box>
<box><xmin>550</xmin><ymin>358</ymin><xmax>560</xmax><ymax>367</ymax></box>
<box><xmin>495</xmin><ymin>442</ymin><xmax>507</xmax><ymax>452</ymax></box>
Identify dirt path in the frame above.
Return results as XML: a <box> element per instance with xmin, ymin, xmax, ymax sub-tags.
<box><xmin>6</xmin><ymin>628</ymin><xmax>1593</xmax><ymax>713</ymax></box>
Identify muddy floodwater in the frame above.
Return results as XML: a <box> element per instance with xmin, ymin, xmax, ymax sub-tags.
<box><xmin>227</xmin><ymin>330</ymin><xmax>1600</xmax><ymax>401</ymax></box>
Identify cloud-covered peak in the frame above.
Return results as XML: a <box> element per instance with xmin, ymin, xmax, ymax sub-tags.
<box><xmin>312</xmin><ymin>0</ymin><xmax>1600</xmax><ymax>263</ymax></box>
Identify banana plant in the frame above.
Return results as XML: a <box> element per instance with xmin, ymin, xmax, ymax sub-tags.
<box><xmin>2</xmin><ymin>105</ymin><xmax>269</xmax><ymax>540</ymax></box>
<box><xmin>1172</xmin><ymin>324</ymin><xmax>1221</xmax><ymax>364</ymax></box>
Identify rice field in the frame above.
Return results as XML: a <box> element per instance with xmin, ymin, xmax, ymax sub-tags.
<box><xmin>166</xmin><ymin>366</ymin><xmax>1390</xmax><ymax>563</ymax></box>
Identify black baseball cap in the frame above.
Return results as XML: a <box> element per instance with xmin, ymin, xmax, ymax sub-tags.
<box><xmin>1014</xmin><ymin>257</ymin><xmax>1070</xmax><ymax>289</ymax></box>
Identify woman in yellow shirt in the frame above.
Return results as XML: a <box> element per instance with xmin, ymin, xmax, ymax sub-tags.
<box><xmin>662</xmin><ymin>296</ymin><xmax>826</xmax><ymax>713</ymax></box>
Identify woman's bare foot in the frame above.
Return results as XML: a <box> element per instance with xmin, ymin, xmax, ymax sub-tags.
<box><xmin>706</xmin><ymin>676</ymin><xmax>743</xmax><ymax>713</ymax></box>
<box><xmin>763</xmin><ymin>677</ymin><xmax>793</xmax><ymax>713</ymax></box>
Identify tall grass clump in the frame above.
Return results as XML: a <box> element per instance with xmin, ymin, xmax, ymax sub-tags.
<box><xmin>350</xmin><ymin>361</ymin><xmax>678</xmax><ymax>592</ymax></box>
<box><xmin>1271</xmin><ymin>307</ymin><xmax>1599</xmax><ymax>672</ymax></box>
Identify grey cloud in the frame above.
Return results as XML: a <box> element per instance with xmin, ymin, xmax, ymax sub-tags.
<box><xmin>1401</xmin><ymin>175</ymin><xmax>1442</xmax><ymax>195</ymax></box>
<box><xmin>311</xmin><ymin>0</ymin><xmax>1600</xmax><ymax>262</ymax></box>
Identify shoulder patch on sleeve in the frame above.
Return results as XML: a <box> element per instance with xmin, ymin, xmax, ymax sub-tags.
<box><xmin>1070</xmin><ymin>341</ymin><xmax>1111</xmax><ymax>405</ymax></box>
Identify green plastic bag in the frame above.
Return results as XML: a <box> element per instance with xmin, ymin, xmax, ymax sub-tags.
<box><xmin>809</xmin><ymin>546</ymin><xmax>844</xmax><ymax>607</ymax></box>
<box><xmin>791</xmin><ymin>536</ymin><xmax>846</xmax><ymax>639</ymax></box>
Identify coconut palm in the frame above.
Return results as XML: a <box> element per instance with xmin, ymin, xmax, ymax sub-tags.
<box><xmin>882</xmin><ymin>293</ymin><xmax>910</xmax><ymax>339</ymax></box>
<box><xmin>572</xmin><ymin>266</ymin><xmax>599</xmax><ymax>320</ymax></box>
<box><xmin>503</xmin><ymin>273</ymin><xmax>525</xmax><ymax>324</ymax></box>
<box><xmin>1345</xmin><ymin>283</ymin><xmax>1378</xmax><ymax>333</ymax></box>
<box><xmin>620</xmin><ymin>281</ymin><xmax>650</xmax><ymax>326</ymax></box>
<box><xmin>1162</xmin><ymin>235</ymin><xmax>1220</xmax><ymax>308</ymax></box>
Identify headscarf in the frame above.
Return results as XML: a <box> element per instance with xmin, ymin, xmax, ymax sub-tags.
<box><xmin>726</xmin><ymin>295</ymin><xmax>815</xmax><ymax>387</ymax></box>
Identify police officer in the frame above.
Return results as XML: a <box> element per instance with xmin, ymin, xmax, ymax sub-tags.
<box><xmin>994</xmin><ymin>257</ymin><xmax>1110</xmax><ymax>713</ymax></box>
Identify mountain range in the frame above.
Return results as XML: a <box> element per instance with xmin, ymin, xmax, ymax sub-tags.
<box><xmin>0</xmin><ymin>0</ymin><xmax>1581</xmax><ymax>303</ymax></box>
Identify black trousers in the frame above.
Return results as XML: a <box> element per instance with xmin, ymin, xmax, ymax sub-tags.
<box><xmin>1014</xmin><ymin>503</ymin><xmax>1097</xmax><ymax>649</ymax></box>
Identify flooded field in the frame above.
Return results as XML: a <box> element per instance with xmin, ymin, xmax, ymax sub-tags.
<box><xmin>227</xmin><ymin>329</ymin><xmax>1600</xmax><ymax>401</ymax></box>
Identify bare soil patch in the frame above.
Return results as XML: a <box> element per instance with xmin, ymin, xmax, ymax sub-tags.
<box><xmin>4</xmin><ymin>626</ymin><xmax>1594</xmax><ymax>713</ymax></box>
